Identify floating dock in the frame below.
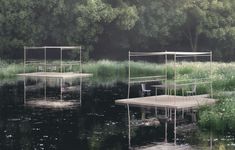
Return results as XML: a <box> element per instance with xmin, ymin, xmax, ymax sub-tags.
<box><xmin>136</xmin><ymin>142</ymin><xmax>192</xmax><ymax>150</ymax></box>
<box><xmin>18</xmin><ymin>72</ymin><xmax>92</xmax><ymax>79</ymax></box>
<box><xmin>115</xmin><ymin>95</ymin><xmax>216</xmax><ymax>109</ymax></box>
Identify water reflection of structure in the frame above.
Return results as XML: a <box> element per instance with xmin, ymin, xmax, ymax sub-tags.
<box><xmin>115</xmin><ymin>51</ymin><xmax>217</xmax><ymax>149</ymax></box>
<box><xmin>17</xmin><ymin>46</ymin><xmax>92</xmax><ymax>108</ymax></box>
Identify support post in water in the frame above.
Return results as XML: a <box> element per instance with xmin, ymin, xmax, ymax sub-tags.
<box><xmin>165</xmin><ymin>107</ymin><xmax>168</xmax><ymax>143</ymax></box>
<box><xmin>127</xmin><ymin>104</ymin><xmax>131</xmax><ymax>149</ymax></box>
<box><xmin>174</xmin><ymin>108</ymin><xmax>177</xmax><ymax>145</ymax></box>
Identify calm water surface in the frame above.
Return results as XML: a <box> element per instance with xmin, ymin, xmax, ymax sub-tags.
<box><xmin>0</xmin><ymin>80</ymin><xmax>234</xmax><ymax>150</ymax></box>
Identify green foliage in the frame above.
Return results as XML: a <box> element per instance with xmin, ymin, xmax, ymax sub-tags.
<box><xmin>115</xmin><ymin>5</ymin><xmax>139</xmax><ymax>30</ymax></box>
<box><xmin>1</xmin><ymin>0</ymin><xmax>235</xmax><ymax>59</ymax></box>
<box><xmin>181</xmin><ymin>0</ymin><xmax>235</xmax><ymax>51</ymax></box>
<box><xmin>199</xmin><ymin>94</ymin><xmax>235</xmax><ymax>133</ymax></box>
<box><xmin>0</xmin><ymin>0</ymin><xmax>139</xmax><ymax>59</ymax></box>
<box><xmin>2</xmin><ymin>59</ymin><xmax>235</xmax><ymax>89</ymax></box>
<box><xmin>134</xmin><ymin>0</ymin><xmax>185</xmax><ymax>46</ymax></box>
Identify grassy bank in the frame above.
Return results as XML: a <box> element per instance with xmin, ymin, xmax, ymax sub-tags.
<box><xmin>1</xmin><ymin>59</ymin><xmax>235</xmax><ymax>90</ymax></box>
<box><xmin>1</xmin><ymin>59</ymin><xmax>235</xmax><ymax>132</ymax></box>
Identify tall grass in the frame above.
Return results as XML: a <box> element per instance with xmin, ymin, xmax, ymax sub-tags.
<box><xmin>1</xmin><ymin>59</ymin><xmax>235</xmax><ymax>90</ymax></box>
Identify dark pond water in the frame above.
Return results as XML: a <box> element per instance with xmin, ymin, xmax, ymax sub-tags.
<box><xmin>0</xmin><ymin>80</ymin><xmax>235</xmax><ymax>150</ymax></box>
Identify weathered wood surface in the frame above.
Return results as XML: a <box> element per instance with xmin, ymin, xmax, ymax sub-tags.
<box><xmin>115</xmin><ymin>95</ymin><xmax>216</xmax><ymax>109</ymax></box>
<box><xmin>18</xmin><ymin>72</ymin><xmax>92</xmax><ymax>79</ymax></box>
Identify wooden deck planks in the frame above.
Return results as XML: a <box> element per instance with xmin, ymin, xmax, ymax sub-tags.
<box><xmin>17</xmin><ymin>72</ymin><xmax>92</xmax><ymax>79</ymax></box>
<box><xmin>136</xmin><ymin>142</ymin><xmax>192</xmax><ymax>150</ymax></box>
<box><xmin>115</xmin><ymin>95</ymin><xmax>216</xmax><ymax>109</ymax></box>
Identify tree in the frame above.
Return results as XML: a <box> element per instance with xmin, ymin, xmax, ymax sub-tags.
<box><xmin>0</xmin><ymin>0</ymin><xmax>33</xmax><ymax>58</ymax></box>
<box><xmin>133</xmin><ymin>0</ymin><xmax>186</xmax><ymax>48</ymax></box>
<box><xmin>181</xmin><ymin>0</ymin><xmax>235</xmax><ymax>53</ymax></box>
<box><xmin>0</xmin><ymin>0</ymin><xmax>139</xmax><ymax>59</ymax></box>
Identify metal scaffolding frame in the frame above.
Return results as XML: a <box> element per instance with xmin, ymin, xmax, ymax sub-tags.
<box><xmin>21</xmin><ymin>46</ymin><xmax>85</xmax><ymax>105</ymax></box>
<box><xmin>126</xmin><ymin>51</ymin><xmax>213</xmax><ymax>148</ymax></box>
<box><xmin>128</xmin><ymin>51</ymin><xmax>213</xmax><ymax>98</ymax></box>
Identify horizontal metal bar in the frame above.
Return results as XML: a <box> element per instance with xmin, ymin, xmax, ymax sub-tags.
<box><xmin>129</xmin><ymin>51</ymin><xmax>211</xmax><ymax>57</ymax></box>
<box><xmin>24</xmin><ymin>46</ymin><xmax>81</xmax><ymax>50</ymax></box>
<box><xmin>175</xmin><ymin>78</ymin><xmax>211</xmax><ymax>82</ymax></box>
<box><xmin>175</xmin><ymin>81</ymin><xmax>211</xmax><ymax>86</ymax></box>
<box><xmin>176</xmin><ymin>55</ymin><xmax>211</xmax><ymax>58</ymax></box>
<box><xmin>129</xmin><ymin>79</ymin><xmax>165</xmax><ymax>84</ymax></box>
<box><xmin>130</xmin><ymin>75</ymin><xmax>166</xmax><ymax>79</ymax></box>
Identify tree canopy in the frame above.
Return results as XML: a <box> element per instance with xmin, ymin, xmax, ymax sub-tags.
<box><xmin>0</xmin><ymin>0</ymin><xmax>235</xmax><ymax>60</ymax></box>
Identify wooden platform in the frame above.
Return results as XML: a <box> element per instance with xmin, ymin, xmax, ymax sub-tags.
<box><xmin>136</xmin><ymin>143</ymin><xmax>192</xmax><ymax>150</ymax></box>
<box><xmin>18</xmin><ymin>72</ymin><xmax>92</xmax><ymax>79</ymax></box>
<box><xmin>25</xmin><ymin>99</ymin><xmax>80</xmax><ymax>108</ymax></box>
<box><xmin>115</xmin><ymin>95</ymin><xmax>216</xmax><ymax>109</ymax></box>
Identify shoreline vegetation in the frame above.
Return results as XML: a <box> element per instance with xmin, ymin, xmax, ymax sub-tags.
<box><xmin>1</xmin><ymin>59</ymin><xmax>235</xmax><ymax>89</ymax></box>
<box><xmin>1</xmin><ymin>59</ymin><xmax>235</xmax><ymax>133</ymax></box>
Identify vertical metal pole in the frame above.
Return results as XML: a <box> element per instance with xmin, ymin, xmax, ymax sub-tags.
<box><xmin>174</xmin><ymin>108</ymin><xmax>177</xmax><ymax>145</ymax></box>
<box><xmin>44</xmin><ymin>47</ymin><xmax>47</xmax><ymax>72</ymax></box>
<box><xmin>174</xmin><ymin>53</ymin><xmax>176</xmax><ymax>97</ymax></box>
<box><xmin>210</xmin><ymin>51</ymin><xmax>213</xmax><ymax>98</ymax></box>
<box><xmin>165</xmin><ymin>51</ymin><xmax>167</xmax><ymax>95</ymax></box>
<box><xmin>24</xmin><ymin>47</ymin><xmax>26</xmax><ymax>104</ymax></box>
<box><xmin>210</xmin><ymin>130</ymin><xmax>213</xmax><ymax>150</ymax></box>
<box><xmin>170</xmin><ymin>108</ymin><xmax>172</xmax><ymax>120</ymax></box>
<box><xmin>127</xmin><ymin>104</ymin><xmax>131</xmax><ymax>148</ymax></box>
<box><xmin>164</xmin><ymin>107</ymin><xmax>168</xmax><ymax>143</ymax></box>
<box><xmin>60</xmin><ymin>48</ymin><xmax>62</xmax><ymax>73</ymax></box>
<box><xmin>155</xmin><ymin>107</ymin><xmax>158</xmax><ymax>118</ymax></box>
<box><xmin>80</xmin><ymin>46</ymin><xmax>82</xmax><ymax>73</ymax></box>
<box><xmin>155</xmin><ymin>88</ymin><xmax>158</xmax><ymax>117</ymax></box>
<box><xmin>127</xmin><ymin>51</ymin><xmax>130</xmax><ymax>98</ymax></box>
<box><xmin>182</xmin><ymin>109</ymin><xmax>184</xmax><ymax>119</ymax></box>
<box><xmin>80</xmin><ymin>46</ymin><xmax>82</xmax><ymax>105</ymax></box>
<box><xmin>80</xmin><ymin>77</ymin><xmax>82</xmax><ymax>106</ymax></box>
<box><xmin>44</xmin><ymin>47</ymin><xmax>47</xmax><ymax>100</ymax></box>
<box><xmin>60</xmin><ymin>78</ymin><xmax>63</xmax><ymax>101</ymax></box>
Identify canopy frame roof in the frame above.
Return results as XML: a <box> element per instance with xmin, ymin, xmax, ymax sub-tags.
<box><xmin>129</xmin><ymin>51</ymin><xmax>211</xmax><ymax>57</ymax></box>
<box><xmin>18</xmin><ymin>46</ymin><xmax>92</xmax><ymax>105</ymax></box>
<box><xmin>127</xmin><ymin>51</ymin><xmax>213</xmax><ymax>98</ymax></box>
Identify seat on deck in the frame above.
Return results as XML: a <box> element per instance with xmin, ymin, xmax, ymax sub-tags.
<box><xmin>186</xmin><ymin>84</ymin><xmax>197</xmax><ymax>96</ymax></box>
<box><xmin>141</xmin><ymin>83</ymin><xmax>151</xmax><ymax>96</ymax></box>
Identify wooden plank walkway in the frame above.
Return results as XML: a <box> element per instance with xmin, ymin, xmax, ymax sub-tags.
<box><xmin>17</xmin><ymin>72</ymin><xmax>92</xmax><ymax>79</ymax></box>
<box><xmin>115</xmin><ymin>95</ymin><xmax>216</xmax><ymax>109</ymax></box>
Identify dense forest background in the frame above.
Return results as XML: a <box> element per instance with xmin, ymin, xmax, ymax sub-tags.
<box><xmin>0</xmin><ymin>0</ymin><xmax>235</xmax><ymax>61</ymax></box>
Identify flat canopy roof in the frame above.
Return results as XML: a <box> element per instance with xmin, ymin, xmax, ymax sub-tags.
<box><xmin>130</xmin><ymin>51</ymin><xmax>211</xmax><ymax>57</ymax></box>
<box><xmin>115</xmin><ymin>95</ymin><xmax>216</xmax><ymax>109</ymax></box>
<box><xmin>18</xmin><ymin>72</ymin><xmax>92</xmax><ymax>79</ymax></box>
<box><xmin>24</xmin><ymin>46</ymin><xmax>81</xmax><ymax>50</ymax></box>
